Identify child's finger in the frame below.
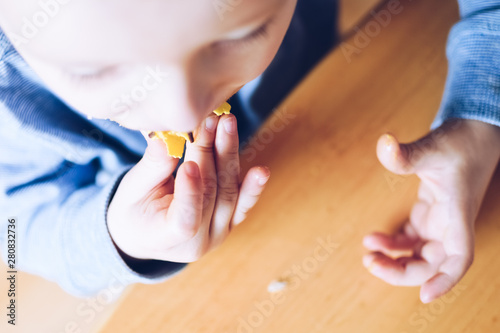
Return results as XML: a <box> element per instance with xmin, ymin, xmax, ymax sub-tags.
<box><xmin>121</xmin><ymin>132</ymin><xmax>180</xmax><ymax>203</ymax></box>
<box><xmin>420</xmin><ymin>253</ymin><xmax>472</xmax><ymax>303</ymax></box>
<box><xmin>376</xmin><ymin>133</ymin><xmax>437</xmax><ymax>175</ymax></box>
<box><xmin>209</xmin><ymin>114</ymin><xmax>240</xmax><ymax>247</ymax></box>
<box><xmin>363</xmin><ymin>231</ymin><xmax>420</xmax><ymax>258</ymax></box>
<box><xmin>362</xmin><ymin>252</ymin><xmax>437</xmax><ymax>286</ymax></box>
<box><xmin>231</xmin><ymin>166</ymin><xmax>271</xmax><ymax>227</ymax></box>
<box><xmin>418</xmin><ymin>200</ymin><xmax>473</xmax><ymax>302</ymax></box>
<box><xmin>184</xmin><ymin>115</ymin><xmax>219</xmax><ymax>215</ymax></box>
<box><xmin>162</xmin><ymin>161</ymin><xmax>204</xmax><ymax>244</ymax></box>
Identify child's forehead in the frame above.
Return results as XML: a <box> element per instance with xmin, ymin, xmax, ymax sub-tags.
<box><xmin>1</xmin><ymin>0</ymin><xmax>284</xmax><ymax>63</ymax></box>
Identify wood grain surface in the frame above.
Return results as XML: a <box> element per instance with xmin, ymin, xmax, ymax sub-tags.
<box><xmin>339</xmin><ymin>0</ymin><xmax>384</xmax><ymax>35</ymax></box>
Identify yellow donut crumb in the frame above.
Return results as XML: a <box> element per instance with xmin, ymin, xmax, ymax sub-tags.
<box><xmin>212</xmin><ymin>102</ymin><xmax>232</xmax><ymax>116</ymax></box>
<box><xmin>150</xmin><ymin>102</ymin><xmax>232</xmax><ymax>158</ymax></box>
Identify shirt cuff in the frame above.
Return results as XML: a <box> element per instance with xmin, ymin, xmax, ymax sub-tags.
<box><xmin>103</xmin><ymin>167</ymin><xmax>187</xmax><ymax>291</ymax></box>
<box><xmin>431</xmin><ymin>13</ymin><xmax>500</xmax><ymax>130</ymax></box>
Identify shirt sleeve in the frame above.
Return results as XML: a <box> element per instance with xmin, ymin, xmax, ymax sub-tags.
<box><xmin>0</xmin><ymin>115</ymin><xmax>187</xmax><ymax>298</ymax></box>
<box><xmin>431</xmin><ymin>0</ymin><xmax>500</xmax><ymax>129</ymax></box>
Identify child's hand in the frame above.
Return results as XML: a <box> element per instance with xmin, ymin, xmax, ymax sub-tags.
<box><xmin>363</xmin><ymin>120</ymin><xmax>500</xmax><ymax>303</ymax></box>
<box><xmin>107</xmin><ymin>114</ymin><xmax>270</xmax><ymax>263</ymax></box>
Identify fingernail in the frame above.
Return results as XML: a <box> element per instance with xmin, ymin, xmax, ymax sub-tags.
<box><xmin>384</xmin><ymin>134</ymin><xmax>396</xmax><ymax>151</ymax></box>
<box><xmin>421</xmin><ymin>294</ymin><xmax>432</xmax><ymax>304</ymax></box>
<box><xmin>258</xmin><ymin>176</ymin><xmax>270</xmax><ymax>186</ymax></box>
<box><xmin>257</xmin><ymin>166</ymin><xmax>270</xmax><ymax>185</ymax></box>
<box><xmin>368</xmin><ymin>264</ymin><xmax>379</xmax><ymax>274</ymax></box>
<box><xmin>362</xmin><ymin>254</ymin><xmax>375</xmax><ymax>268</ymax></box>
<box><xmin>205</xmin><ymin>116</ymin><xmax>217</xmax><ymax>132</ymax></box>
<box><xmin>385</xmin><ymin>140</ymin><xmax>393</xmax><ymax>151</ymax></box>
<box><xmin>185</xmin><ymin>163</ymin><xmax>200</xmax><ymax>178</ymax></box>
<box><xmin>223</xmin><ymin>116</ymin><xmax>236</xmax><ymax>134</ymax></box>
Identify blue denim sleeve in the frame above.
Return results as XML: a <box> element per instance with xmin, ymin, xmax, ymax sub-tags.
<box><xmin>432</xmin><ymin>0</ymin><xmax>500</xmax><ymax>129</ymax></box>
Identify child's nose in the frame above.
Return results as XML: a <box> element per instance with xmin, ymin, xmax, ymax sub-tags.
<box><xmin>147</xmin><ymin>64</ymin><xmax>212</xmax><ymax>131</ymax></box>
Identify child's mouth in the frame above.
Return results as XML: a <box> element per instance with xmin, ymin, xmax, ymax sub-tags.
<box><xmin>147</xmin><ymin>131</ymin><xmax>194</xmax><ymax>143</ymax></box>
<box><xmin>147</xmin><ymin>102</ymin><xmax>232</xmax><ymax>158</ymax></box>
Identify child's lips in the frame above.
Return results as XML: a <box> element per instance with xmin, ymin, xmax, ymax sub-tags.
<box><xmin>144</xmin><ymin>115</ymin><xmax>207</xmax><ymax>134</ymax></box>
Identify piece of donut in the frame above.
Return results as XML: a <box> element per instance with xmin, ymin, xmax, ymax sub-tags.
<box><xmin>149</xmin><ymin>102</ymin><xmax>231</xmax><ymax>158</ymax></box>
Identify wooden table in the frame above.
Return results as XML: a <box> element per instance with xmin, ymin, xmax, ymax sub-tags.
<box><xmin>101</xmin><ymin>0</ymin><xmax>500</xmax><ymax>332</ymax></box>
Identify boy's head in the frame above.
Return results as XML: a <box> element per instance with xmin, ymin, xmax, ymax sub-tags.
<box><xmin>0</xmin><ymin>0</ymin><xmax>297</xmax><ymax>132</ymax></box>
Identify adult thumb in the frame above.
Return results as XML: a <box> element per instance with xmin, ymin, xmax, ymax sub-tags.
<box><xmin>376</xmin><ymin>133</ymin><xmax>436</xmax><ymax>175</ymax></box>
<box><xmin>120</xmin><ymin>131</ymin><xmax>180</xmax><ymax>201</ymax></box>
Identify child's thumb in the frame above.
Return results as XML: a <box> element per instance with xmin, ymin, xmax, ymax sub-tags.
<box><xmin>121</xmin><ymin>132</ymin><xmax>180</xmax><ymax>199</ymax></box>
<box><xmin>376</xmin><ymin>133</ymin><xmax>435</xmax><ymax>175</ymax></box>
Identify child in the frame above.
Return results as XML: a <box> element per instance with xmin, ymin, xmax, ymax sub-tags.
<box><xmin>0</xmin><ymin>0</ymin><xmax>498</xmax><ymax>305</ymax></box>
